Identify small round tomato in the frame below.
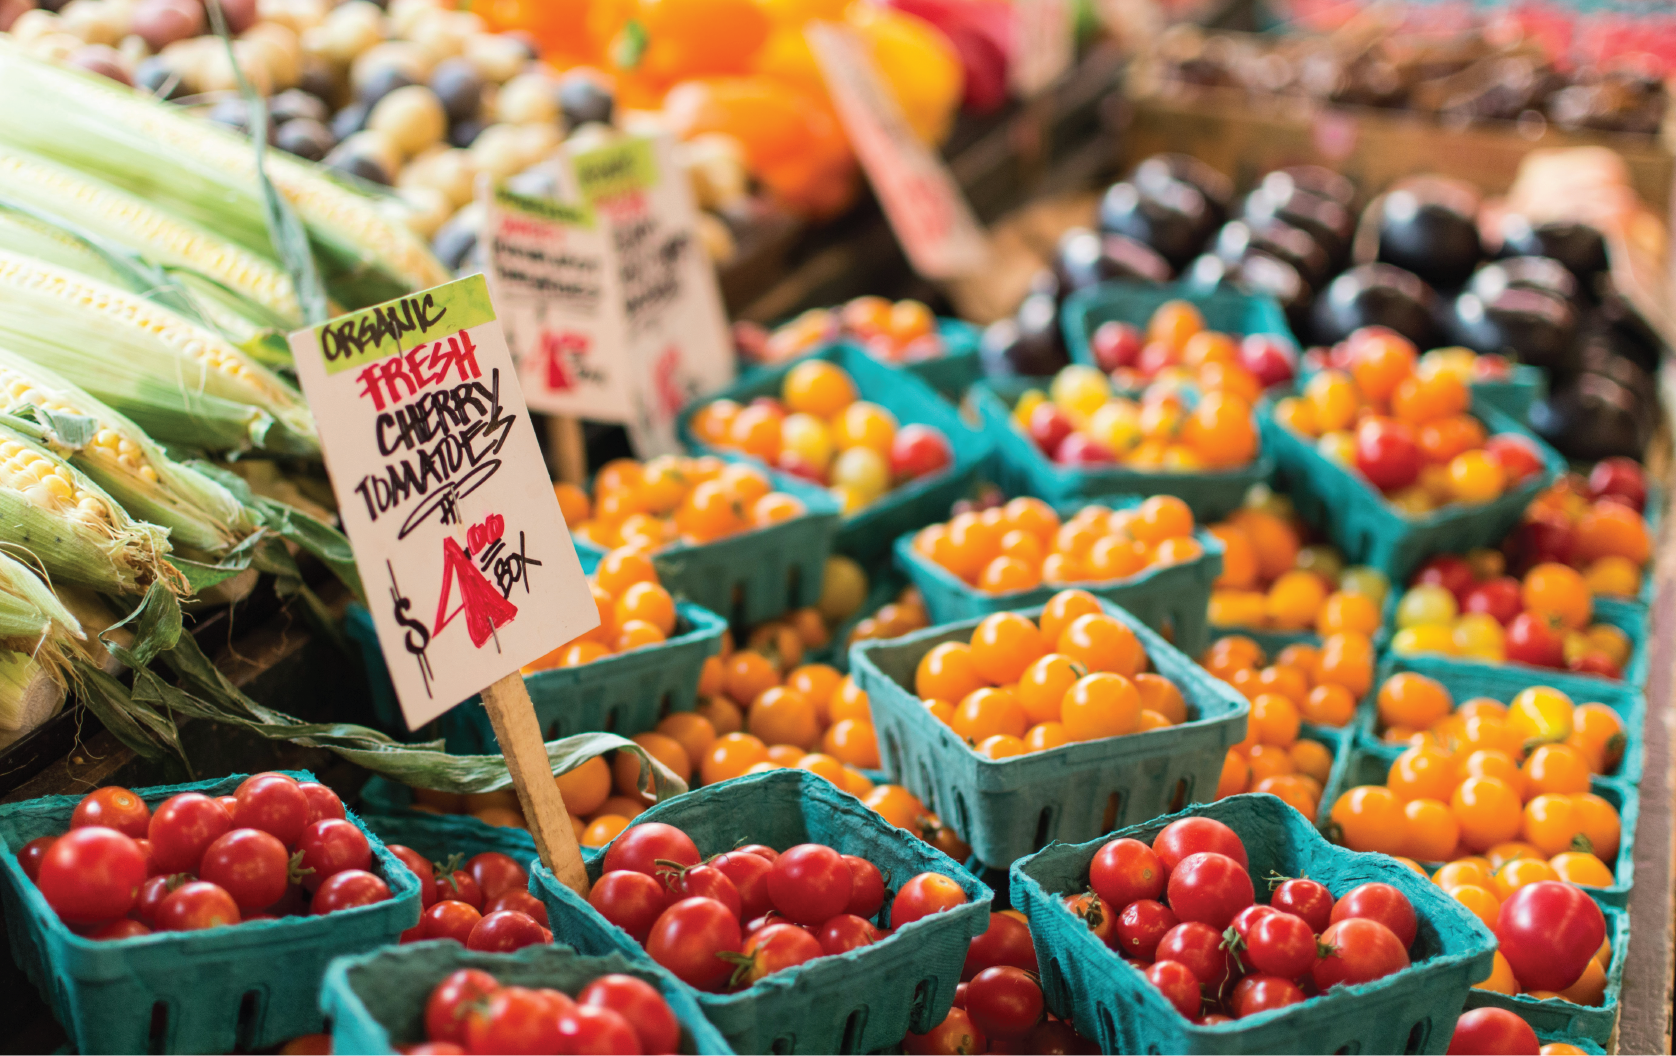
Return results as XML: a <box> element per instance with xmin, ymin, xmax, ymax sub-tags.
<box><xmin>1496</xmin><ymin>881</ymin><xmax>1605</xmax><ymax>993</ymax></box>
<box><xmin>1330</xmin><ymin>882</ymin><xmax>1417</xmax><ymax>948</ymax></box>
<box><xmin>890</xmin><ymin>424</ymin><xmax>953</xmax><ymax>482</ymax></box>
<box><xmin>198</xmin><ymin>828</ymin><xmax>290</xmax><ymax>913</ymax></box>
<box><xmin>965</xmin><ymin>966</ymin><xmax>1044</xmax><ymax>1040</ymax></box>
<box><xmin>1145</xmin><ymin>960</ymin><xmax>1202</xmax><ymax>1018</ymax></box>
<box><xmin>842</xmin><ymin>854</ymin><xmax>886</xmax><ymax>918</ymax></box>
<box><xmin>578</xmin><ymin>973</ymin><xmax>679</xmax><ymax>1055</ymax></box>
<box><xmin>1152</xmin><ymin>817</ymin><xmax>1249</xmax><ymax>871</ymax></box>
<box><xmin>1230</xmin><ymin>974</ymin><xmax>1306</xmax><ymax>1017</ymax></box>
<box><xmin>1355</xmin><ymin>418</ymin><xmax>1420</xmax><ymax>490</ymax></box>
<box><xmin>465</xmin><ymin>852</ymin><xmax>528</xmax><ymax>902</ymax></box>
<box><xmin>907</xmin><ymin>1008</ymin><xmax>986</xmax><ymax>1056</ymax></box>
<box><xmin>1463</xmin><ymin>578</ymin><xmax>1523</xmax><ymax>625</ymax></box>
<box><xmin>89</xmin><ymin>918</ymin><xmax>151</xmax><ymax>940</ymax></box>
<box><xmin>1447</xmin><ymin>1007</ymin><xmax>1540</xmax><ymax>1055</ymax></box>
<box><xmin>890</xmin><ymin>872</ymin><xmax>968</xmax><ymax>928</ymax></box>
<box><xmin>767</xmin><ymin>844</ymin><xmax>852</xmax><ymax>925</ymax></box>
<box><xmin>1270</xmin><ymin>876</ymin><xmax>1333</xmax><ymax>933</ymax></box>
<box><xmin>817</xmin><ymin>913</ymin><xmax>881</xmax><ymax>955</ymax></box>
<box><xmin>963</xmin><ymin>910</ymin><xmax>1036</xmax><ymax>979</ymax></box>
<box><xmin>646</xmin><ymin>896</ymin><xmax>743</xmax><ymax>989</ymax></box>
<box><xmin>71</xmin><ymin>786</ymin><xmax>151</xmax><ymax>839</ymax></box>
<box><xmin>555</xmin><ymin>1004</ymin><xmax>640</xmax><ymax>1054</ymax></box>
<box><xmin>36</xmin><ymin>827</ymin><xmax>146</xmax><ymax>924</ymax></box>
<box><xmin>1166</xmin><ymin>852</ymin><xmax>1254</xmax><ymax>929</ymax></box>
<box><xmin>297</xmin><ymin>782</ymin><xmax>345</xmax><ymax>825</ymax></box>
<box><xmin>736</xmin><ymin>922</ymin><xmax>823</xmax><ymax>987</ymax></box>
<box><xmin>419</xmin><ymin>899</ymin><xmax>483</xmax><ymax>944</ymax></box>
<box><xmin>1064</xmin><ymin>891</ymin><xmax>1115</xmax><ymax>947</ymax></box>
<box><xmin>1246</xmin><ymin>910</ymin><xmax>1317</xmax><ymax>979</ymax></box>
<box><xmin>738</xmin><ymin>844</ymin><xmax>778</xmax><ymax>862</ymax></box>
<box><xmin>1155</xmin><ymin>921</ymin><xmax>1235</xmax><ymax>990</ymax></box>
<box><xmin>1505</xmin><ymin>612</ymin><xmax>1565</xmax><ymax>669</ymax></box>
<box><xmin>387</xmin><ymin>845</ymin><xmax>438</xmax><ymax>909</ymax></box>
<box><xmin>424</xmin><ymin>968</ymin><xmax>500</xmax><ymax>1046</ymax></box>
<box><xmin>601</xmin><ymin>822</ymin><xmax>700</xmax><ymax>883</ymax></box>
<box><xmin>18</xmin><ymin>835</ymin><xmax>53</xmax><ymax>883</ymax></box>
<box><xmin>296</xmin><ymin>819</ymin><xmax>372</xmax><ymax>893</ymax></box>
<box><xmin>588</xmin><ymin>869</ymin><xmax>669</xmax><ymax>942</ymax></box>
<box><xmin>432</xmin><ymin>870</ymin><xmax>483</xmax><ymax>911</ymax></box>
<box><xmin>1090</xmin><ymin>837</ymin><xmax>1167</xmax><ymax>907</ymax></box>
<box><xmin>463</xmin><ymin>985</ymin><xmax>563</xmax><ymax>1055</ymax></box>
<box><xmin>310</xmin><ymin>869</ymin><xmax>391</xmax><ymax>914</ymax></box>
<box><xmin>467</xmin><ymin>909</ymin><xmax>547</xmax><ymax>952</ymax></box>
<box><xmin>1313</xmin><ymin>918</ymin><xmax>1410</xmax><ymax>990</ymax></box>
<box><xmin>157</xmin><ymin>880</ymin><xmax>240</xmax><ymax>931</ymax></box>
<box><xmin>711</xmin><ymin>850</ymin><xmax>773</xmax><ymax>920</ymax></box>
<box><xmin>147</xmin><ymin>793</ymin><xmax>232</xmax><ymax>875</ymax></box>
<box><xmin>1114</xmin><ymin>899</ymin><xmax>1179</xmax><ymax>961</ymax></box>
<box><xmin>485</xmin><ymin>889</ymin><xmax>548</xmax><ymax>926</ymax></box>
<box><xmin>133</xmin><ymin>874</ymin><xmax>181</xmax><ymax>927</ymax></box>
<box><xmin>233</xmin><ymin>773</ymin><xmax>310</xmax><ymax>847</ymax></box>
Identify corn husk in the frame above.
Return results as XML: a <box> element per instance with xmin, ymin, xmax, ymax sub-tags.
<box><xmin>0</xmin><ymin>649</ymin><xmax>66</xmax><ymax>742</ymax></box>
<box><xmin>0</xmin><ymin>249</ymin><xmax>318</xmax><ymax>456</ymax></box>
<box><xmin>0</xmin><ymin>44</ymin><xmax>450</xmax><ymax>308</ymax></box>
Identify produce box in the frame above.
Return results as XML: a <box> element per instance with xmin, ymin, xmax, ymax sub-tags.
<box><xmin>893</xmin><ymin>497</ymin><xmax>1225</xmax><ymax>655</ymax></box>
<box><xmin>849</xmin><ymin>599</ymin><xmax>1249</xmax><ymax>868</ymax></box>
<box><xmin>347</xmin><ymin>550</ymin><xmax>727</xmax><ymax>754</ymax></box>
<box><xmin>1060</xmin><ymin>281</ymin><xmax>1295</xmax><ymax>370</ymax></box>
<box><xmin>1260</xmin><ymin>395</ymin><xmax>1565</xmax><ymax>583</ymax></box>
<box><xmin>529</xmin><ymin>769</ymin><xmax>991</xmax><ymax>1055</ymax></box>
<box><xmin>0</xmin><ymin>771</ymin><xmax>421</xmax><ymax>1055</ymax></box>
<box><xmin>573</xmin><ymin>459</ymin><xmax>842</xmax><ymax>627</ymax></box>
<box><xmin>1462</xmin><ymin>900</ymin><xmax>1631</xmax><ymax>1047</ymax></box>
<box><xmin>677</xmin><ymin>343</ymin><xmax>992</xmax><ymax>563</ymax></box>
<box><xmin>972</xmin><ymin>378</ymin><xmax>1274</xmax><ymax>520</ymax></box>
<box><xmin>1011</xmin><ymin>794</ymin><xmax>1498</xmax><ymax>1054</ymax></box>
<box><xmin>320</xmin><ymin>941</ymin><xmax>733</xmax><ymax>1055</ymax></box>
<box><xmin>739</xmin><ymin>318</ymin><xmax>984</xmax><ymax>403</ymax></box>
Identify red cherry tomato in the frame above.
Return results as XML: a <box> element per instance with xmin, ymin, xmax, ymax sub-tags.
<box><xmin>965</xmin><ymin>965</ymin><xmax>1044</xmax><ymax>1040</ymax></box>
<box><xmin>890</xmin><ymin>424</ymin><xmax>954</xmax><ymax>482</ymax></box>
<box><xmin>1115</xmin><ymin>899</ymin><xmax>1179</xmax><ymax>961</ymax></box>
<box><xmin>296</xmin><ymin>818</ymin><xmax>372</xmax><ymax>893</ymax></box>
<box><xmin>1495</xmin><ymin>881</ymin><xmax>1605</xmax><ymax>993</ymax></box>
<box><xmin>1506</xmin><ymin>612</ymin><xmax>1565</xmax><ymax>668</ymax></box>
<box><xmin>842</xmin><ymin>854</ymin><xmax>886</xmax><ymax>918</ymax></box>
<box><xmin>18</xmin><ymin>835</ymin><xmax>54</xmax><ymax>883</ymax></box>
<box><xmin>464</xmin><ymin>852</ymin><xmax>528</xmax><ymax>903</ymax></box>
<box><xmin>1355</xmin><ymin>417</ymin><xmax>1420</xmax><ymax>491</ymax></box>
<box><xmin>1152</xmin><ymin>817</ymin><xmax>1249</xmax><ymax>872</ymax></box>
<box><xmin>71</xmin><ymin>786</ymin><xmax>151</xmax><ymax>839</ymax></box>
<box><xmin>198</xmin><ymin>828</ymin><xmax>290</xmax><ymax>913</ymax></box>
<box><xmin>963</xmin><ymin>910</ymin><xmax>1037</xmax><ymax>980</ymax></box>
<box><xmin>35</xmin><ymin>826</ymin><xmax>146</xmax><ymax>924</ymax></box>
<box><xmin>89</xmin><ymin>918</ymin><xmax>151</xmax><ymax>940</ymax></box>
<box><xmin>1413</xmin><ymin>555</ymin><xmax>1476</xmax><ymax>602</ymax></box>
<box><xmin>601</xmin><ymin>822</ymin><xmax>700</xmax><ymax>883</ymax></box>
<box><xmin>578</xmin><ymin>973</ymin><xmax>679</xmax><ymax>1054</ymax></box>
<box><xmin>890</xmin><ymin>872</ymin><xmax>968</xmax><ymax>928</ymax></box>
<box><xmin>425</xmin><ymin>968</ymin><xmax>500</xmax><ymax>1046</ymax></box>
<box><xmin>1331</xmin><ymin>882</ymin><xmax>1417</xmax><ymax>948</ymax></box>
<box><xmin>1230</xmin><ymin>974</ymin><xmax>1306</xmax><ymax>1017</ymax></box>
<box><xmin>420</xmin><ymin>899</ymin><xmax>483</xmax><ymax>944</ymax></box>
<box><xmin>233</xmin><ymin>773</ymin><xmax>310</xmax><ymax>847</ymax></box>
<box><xmin>588</xmin><ymin>869</ymin><xmax>669</xmax><ymax>942</ymax></box>
<box><xmin>744</xmin><ymin>910</ymin><xmax>793</xmax><ymax>937</ymax></box>
<box><xmin>1155</xmin><ymin>921</ymin><xmax>1236</xmax><ymax>990</ymax></box>
<box><xmin>737</xmin><ymin>844</ymin><xmax>778</xmax><ymax>862</ymax></box>
<box><xmin>735</xmin><ymin>922</ymin><xmax>823</xmax><ymax>986</ymax></box>
<box><xmin>645</xmin><ymin>896</ymin><xmax>742</xmax><ymax>989</ymax></box>
<box><xmin>467</xmin><ymin>909</ymin><xmax>547</xmax><ymax>952</ymax></box>
<box><xmin>1063</xmin><ymin>891</ymin><xmax>1116</xmax><ymax>947</ymax></box>
<box><xmin>1587</xmin><ymin>457</ymin><xmax>1647</xmax><ymax>510</ymax></box>
<box><xmin>1312</xmin><ymin>918</ymin><xmax>1410</xmax><ymax>990</ymax></box>
<box><xmin>133</xmin><ymin>874</ymin><xmax>181</xmax><ymax>927</ymax></box>
<box><xmin>556</xmin><ymin>1004</ymin><xmax>641</xmax><ymax>1055</ymax></box>
<box><xmin>1145</xmin><ymin>960</ymin><xmax>1202</xmax><ymax>1018</ymax></box>
<box><xmin>1463</xmin><ymin>577</ymin><xmax>1523</xmax><ymax>625</ymax></box>
<box><xmin>767</xmin><ymin>843</ymin><xmax>852</xmax><ymax>925</ymax></box>
<box><xmin>1485</xmin><ymin>435</ymin><xmax>1544</xmax><ymax>487</ymax></box>
<box><xmin>147</xmin><ymin>793</ymin><xmax>231</xmax><ymax>875</ymax></box>
<box><xmin>462</xmin><ymin>985</ymin><xmax>563</xmax><ymax>1055</ymax></box>
<box><xmin>1446</xmin><ymin>1007</ymin><xmax>1540</xmax><ymax>1055</ymax></box>
<box><xmin>432</xmin><ymin>870</ymin><xmax>483</xmax><ymax>910</ymax></box>
<box><xmin>485</xmin><ymin>889</ymin><xmax>548</xmax><ymax>926</ymax></box>
<box><xmin>710</xmin><ymin>850</ymin><xmax>773</xmax><ymax>921</ymax></box>
<box><xmin>156</xmin><ymin>880</ymin><xmax>240</xmax><ymax>931</ymax></box>
<box><xmin>1090</xmin><ymin>837</ymin><xmax>1166</xmax><ymax>907</ymax></box>
<box><xmin>310</xmin><ymin>869</ymin><xmax>390</xmax><ymax>914</ymax></box>
<box><xmin>297</xmin><ymin>782</ymin><xmax>345</xmax><ymax>825</ymax></box>
<box><xmin>907</xmin><ymin>1007</ymin><xmax>986</xmax><ymax>1056</ymax></box>
<box><xmin>133</xmin><ymin>837</ymin><xmax>156</xmax><ymax>878</ymax></box>
<box><xmin>1166</xmin><ymin>852</ymin><xmax>1254</xmax><ymax>929</ymax></box>
<box><xmin>1270</xmin><ymin>877</ymin><xmax>1333</xmax><ymax>933</ymax></box>
<box><xmin>667</xmin><ymin>862</ymin><xmax>742</xmax><ymax>920</ymax></box>
<box><xmin>817</xmin><ymin>913</ymin><xmax>881</xmax><ymax>955</ymax></box>
<box><xmin>1245</xmin><ymin>910</ymin><xmax>1317</xmax><ymax>979</ymax></box>
<box><xmin>387</xmin><ymin>845</ymin><xmax>438</xmax><ymax>909</ymax></box>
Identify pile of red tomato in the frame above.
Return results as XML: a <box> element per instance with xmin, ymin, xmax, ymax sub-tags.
<box><xmin>417</xmin><ymin>967</ymin><xmax>681</xmax><ymax>1055</ymax></box>
<box><xmin>1067</xmin><ymin>816</ymin><xmax>1419</xmax><ymax>1020</ymax></box>
<box><xmin>19</xmin><ymin>775</ymin><xmax>391</xmax><ymax>937</ymax></box>
<box><xmin>584</xmin><ymin>822</ymin><xmax>968</xmax><ymax>991</ymax></box>
<box><xmin>389</xmin><ymin>847</ymin><xmax>552</xmax><ymax>952</ymax></box>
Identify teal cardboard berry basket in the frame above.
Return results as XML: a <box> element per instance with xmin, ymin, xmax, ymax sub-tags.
<box><xmin>1260</xmin><ymin>394</ymin><xmax>1565</xmax><ymax>584</ymax></box>
<box><xmin>359</xmin><ymin>811</ymin><xmax>539</xmax><ymax>883</ymax></box>
<box><xmin>572</xmin><ymin>459</ymin><xmax>842</xmax><ymax>628</ymax></box>
<box><xmin>971</xmin><ymin>378</ymin><xmax>1274</xmax><ymax>521</ymax></box>
<box><xmin>892</xmin><ymin>497</ymin><xmax>1225</xmax><ymax>656</ymax></box>
<box><xmin>0</xmin><ymin>771</ymin><xmax>421</xmax><ymax>1055</ymax></box>
<box><xmin>1012</xmin><ymin>794</ymin><xmax>1497</xmax><ymax>1054</ymax></box>
<box><xmin>678</xmin><ymin>343</ymin><xmax>991</xmax><ymax>564</ymax></box>
<box><xmin>320</xmin><ymin>941</ymin><xmax>733</xmax><ymax>1054</ymax></box>
<box><xmin>849</xmin><ymin>599</ymin><xmax>1248</xmax><ymax>869</ymax></box>
<box><xmin>529</xmin><ymin>769</ymin><xmax>991</xmax><ymax>1054</ymax></box>
<box><xmin>1061</xmin><ymin>281</ymin><xmax>1296</xmax><ymax>370</ymax></box>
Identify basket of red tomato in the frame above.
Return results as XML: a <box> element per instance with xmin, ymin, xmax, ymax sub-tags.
<box><xmin>0</xmin><ymin>771</ymin><xmax>420</xmax><ymax>1055</ymax></box>
<box><xmin>321</xmin><ymin>941</ymin><xmax>732</xmax><ymax>1054</ymax></box>
<box><xmin>1009</xmin><ymin>794</ymin><xmax>1496</xmax><ymax>1054</ymax></box>
<box><xmin>529</xmin><ymin>768</ymin><xmax>990</xmax><ymax>1055</ymax></box>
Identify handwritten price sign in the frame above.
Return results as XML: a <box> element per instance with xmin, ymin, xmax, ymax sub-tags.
<box><xmin>289</xmin><ymin>275</ymin><xmax>596</xmax><ymax>728</ymax></box>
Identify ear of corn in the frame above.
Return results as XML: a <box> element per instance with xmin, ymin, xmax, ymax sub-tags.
<box><xmin>0</xmin><ymin>45</ymin><xmax>450</xmax><ymax>308</ymax></box>
<box><xmin>0</xmin><ymin>418</ymin><xmax>179</xmax><ymax>596</ymax></box>
<box><xmin>0</xmin><ymin>548</ymin><xmax>84</xmax><ymax>648</ymax></box>
<box><xmin>0</xmin><ymin>250</ymin><xmax>318</xmax><ymax>456</ymax></box>
<box><xmin>0</xmin><ymin>648</ymin><xmax>66</xmax><ymax>739</ymax></box>
<box><xmin>0</xmin><ymin>148</ymin><xmax>302</xmax><ymax>324</ymax></box>
<box><xmin>0</xmin><ymin>347</ymin><xmax>256</xmax><ymax>555</ymax></box>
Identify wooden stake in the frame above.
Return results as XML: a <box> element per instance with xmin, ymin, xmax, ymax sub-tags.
<box><xmin>546</xmin><ymin>416</ymin><xmax>586</xmax><ymax>485</ymax></box>
<box><xmin>479</xmin><ymin>671</ymin><xmax>590</xmax><ymax>894</ymax></box>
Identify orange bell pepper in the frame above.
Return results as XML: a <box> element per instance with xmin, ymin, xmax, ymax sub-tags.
<box><xmin>843</xmin><ymin>2</ymin><xmax>964</xmax><ymax>145</ymax></box>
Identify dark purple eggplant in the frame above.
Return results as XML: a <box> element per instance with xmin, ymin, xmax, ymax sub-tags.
<box><xmin>980</xmin><ymin>293</ymin><xmax>1069</xmax><ymax>378</ymax></box>
<box><xmin>1215</xmin><ymin>218</ymin><xmax>1332</xmax><ymax>287</ymax></box>
<box><xmin>1498</xmin><ymin>215</ymin><xmax>1608</xmax><ymax>292</ymax></box>
<box><xmin>1133</xmin><ymin>153</ymin><xmax>1233</xmax><ymax>228</ymax></box>
<box><xmin>1452</xmin><ymin>285</ymin><xmax>1577</xmax><ymax>372</ymax></box>
<box><xmin>1311</xmin><ymin>263</ymin><xmax>1440</xmax><ymax>347</ymax></box>
<box><xmin>1374</xmin><ymin>180</ymin><xmax>1483</xmax><ymax>289</ymax></box>
<box><xmin>1098</xmin><ymin>180</ymin><xmax>1212</xmax><ymax>271</ymax></box>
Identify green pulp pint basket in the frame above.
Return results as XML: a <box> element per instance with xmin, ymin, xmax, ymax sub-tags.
<box><xmin>849</xmin><ymin>600</ymin><xmax>1249</xmax><ymax>869</ymax></box>
<box><xmin>529</xmin><ymin>769</ymin><xmax>991</xmax><ymax>1054</ymax></box>
<box><xmin>1322</xmin><ymin>740</ymin><xmax>1638</xmax><ymax>908</ymax></box>
<box><xmin>348</xmin><ymin>550</ymin><xmax>727</xmax><ymax>754</ymax></box>
<box><xmin>320</xmin><ymin>941</ymin><xmax>733</xmax><ymax>1054</ymax></box>
<box><xmin>572</xmin><ymin>460</ymin><xmax>841</xmax><ymax>627</ymax></box>
<box><xmin>1061</xmin><ymin>281</ymin><xmax>1296</xmax><ymax>370</ymax></box>
<box><xmin>0</xmin><ymin>771</ymin><xmax>421</xmax><ymax>1055</ymax></box>
<box><xmin>1011</xmin><ymin>794</ymin><xmax>1498</xmax><ymax>1054</ymax></box>
<box><xmin>892</xmin><ymin>498</ymin><xmax>1225</xmax><ymax>656</ymax></box>
<box><xmin>1261</xmin><ymin>395</ymin><xmax>1565</xmax><ymax>584</ymax></box>
<box><xmin>1462</xmin><ymin>899</ymin><xmax>1629</xmax><ymax>1047</ymax></box>
<box><xmin>678</xmin><ymin>343</ymin><xmax>992</xmax><ymax>563</ymax></box>
<box><xmin>971</xmin><ymin>378</ymin><xmax>1274</xmax><ymax>521</ymax></box>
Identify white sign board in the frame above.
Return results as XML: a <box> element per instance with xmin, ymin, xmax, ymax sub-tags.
<box><xmin>808</xmin><ymin>22</ymin><xmax>989</xmax><ymax>281</ymax></box>
<box><xmin>288</xmin><ymin>275</ymin><xmax>596</xmax><ymax>728</ymax></box>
